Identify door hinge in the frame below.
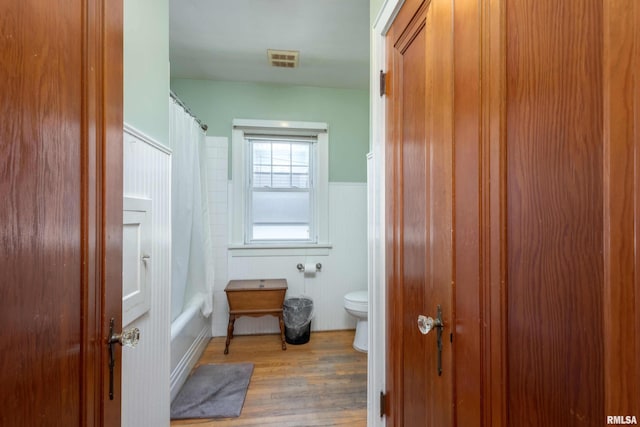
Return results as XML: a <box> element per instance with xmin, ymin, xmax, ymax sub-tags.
<box><xmin>380</xmin><ymin>391</ymin><xmax>387</xmax><ymax>418</ymax></box>
<box><xmin>379</xmin><ymin>70</ymin><xmax>387</xmax><ymax>97</ymax></box>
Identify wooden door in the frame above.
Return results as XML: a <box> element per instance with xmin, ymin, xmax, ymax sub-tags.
<box><xmin>0</xmin><ymin>0</ymin><xmax>123</xmax><ymax>425</ymax></box>
<box><xmin>385</xmin><ymin>0</ymin><xmax>640</xmax><ymax>425</ymax></box>
<box><xmin>385</xmin><ymin>0</ymin><xmax>454</xmax><ymax>425</ymax></box>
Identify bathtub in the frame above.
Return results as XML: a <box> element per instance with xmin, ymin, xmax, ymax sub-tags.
<box><xmin>170</xmin><ymin>296</ymin><xmax>212</xmax><ymax>402</ymax></box>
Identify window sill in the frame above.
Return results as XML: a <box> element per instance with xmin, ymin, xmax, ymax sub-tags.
<box><xmin>228</xmin><ymin>243</ymin><xmax>333</xmax><ymax>257</ymax></box>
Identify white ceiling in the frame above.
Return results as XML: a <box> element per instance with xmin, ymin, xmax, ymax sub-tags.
<box><xmin>169</xmin><ymin>0</ymin><xmax>370</xmax><ymax>90</ymax></box>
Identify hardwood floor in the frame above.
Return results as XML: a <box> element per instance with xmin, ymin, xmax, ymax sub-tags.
<box><xmin>171</xmin><ymin>330</ymin><xmax>367</xmax><ymax>427</ymax></box>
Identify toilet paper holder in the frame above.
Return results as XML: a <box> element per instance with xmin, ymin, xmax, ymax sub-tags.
<box><xmin>297</xmin><ymin>263</ymin><xmax>322</xmax><ymax>272</ymax></box>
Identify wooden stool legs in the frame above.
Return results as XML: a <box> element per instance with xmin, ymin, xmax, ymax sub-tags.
<box><xmin>224</xmin><ymin>315</ymin><xmax>236</xmax><ymax>355</ymax></box>
<box><xmin>223</xmin><ymin>313</ymin><xmax>287</xmax><ymax>354</ymax></box>
<box><xmin>279</xmin><ymin>313</ymin><xmax>287</xmax><ymax>350</ymax></box>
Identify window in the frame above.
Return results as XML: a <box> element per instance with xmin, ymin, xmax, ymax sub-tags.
<box><xmin>231</xmin><ymin>119</ymin><xmax>329</xmax><ymax>247</ymax></box>
<box><xmin>248</xmin><ymin>137</ymin><xmax>315</xmax><ymax>242</ymax></box>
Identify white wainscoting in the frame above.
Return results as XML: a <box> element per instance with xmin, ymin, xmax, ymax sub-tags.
<box><xmin>122</xmin><ymin>124</ymin><xmax>172</xmax><ymax>427</ymax></box>
<box><xmin>208</xmin><ymin>181</ymin><xmax>368</xmax><ymax>337</ymax></box>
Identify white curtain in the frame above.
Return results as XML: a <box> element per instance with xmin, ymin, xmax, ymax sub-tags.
<box><xmin>170</xmin><ymin>98</ymin><xmax>214</xmax><ymax>322</ymax></box>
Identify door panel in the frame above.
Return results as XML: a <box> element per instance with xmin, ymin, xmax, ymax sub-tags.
<box><xmin>451</xmin><ymin>0</ymin><xmax>484</xmax><ymax>424</ymax></box>
<box><xmin>505</xmin><ymin>1</ymin><xmax>604</xmax><ymax>425</ymax></box>
<box><xmin>386</xmin><ymin>0</ymin><xmax>454</xmax><ymax>425</ymax></box>
<box><xmin>0</xmin><ymin>0</ymin><xmax>123</xmax><ymax>425</ymax></box>
<box><xmin>0</xmin><ymin>2</ymin><xmax>83</xmax><ymax>424</ymax></box>
<box><xmin>400</xmin><ymin>19</ymin><xmax>429</xmax><ymax>423</ymax></box>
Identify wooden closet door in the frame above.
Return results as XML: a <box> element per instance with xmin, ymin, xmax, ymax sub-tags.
<box><xmin>385</xmin><ymin>0</ymin><xmax>455</xmax><ymax>425</ymax></box>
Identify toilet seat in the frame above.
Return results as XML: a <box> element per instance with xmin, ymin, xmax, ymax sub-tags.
<box><xmin>344</xmin><ymin>290</ymin><xmax>368</xmax><ymax>313</ymax></box>
<box><xmin>343</xmin><ymin>290</ymin><xmax>368</xmax><ymax>352</ymax></box>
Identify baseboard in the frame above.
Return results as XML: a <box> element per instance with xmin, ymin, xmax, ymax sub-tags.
<box><xmin>169</xmin><ymin>324</ymin><xmax>210</xmax><ymax>402</ymax></box>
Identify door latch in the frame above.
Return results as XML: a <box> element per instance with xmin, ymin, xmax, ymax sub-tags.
<box><xmin>417</xmin><ymin>305</ymin><xmax>444</xmax><ymax>376</ymax></box>
<box><xmin>107</xmin><ymin>318</ymin><xmax>140</xmax><ymax>400</ymax></box>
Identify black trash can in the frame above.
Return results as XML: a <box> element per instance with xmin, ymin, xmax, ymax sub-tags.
<box><xmin>283</xmin><ymin>297</ymin><xmax>314</xmax><ymax>345</ymax></box>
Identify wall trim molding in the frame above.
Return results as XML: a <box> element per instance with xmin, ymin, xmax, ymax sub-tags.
<box><xmin>124</xmin><ymin>122</ymin><xmax>172</xmax><ymax>155</ymax></box>
<box><xmin>328</xmin><ymin>181</ymin><xmax>367</xmax><ymax>188</ymax></box>
<box><xmin>373</xmin><ymin>0</ymin><xmax>405</xmax><ymax>35</ymax></box>
<box><xmin>368</xmin><ymin>1</ymin><xmax>402</xmax><ymax>425</ymax></box>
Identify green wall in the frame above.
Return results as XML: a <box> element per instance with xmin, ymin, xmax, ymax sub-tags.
<box><xmin>170</xmin><ymin>79</ymin><xmax>369</xmax><ymax>182</ymax></box>
<box><xmin>124</xmin><ymin>0</ymin><xmax>170</xmax><ymax>146</ymax></box>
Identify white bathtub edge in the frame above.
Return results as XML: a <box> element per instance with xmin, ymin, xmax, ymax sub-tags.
<box><xmin>170</xmin><ymin>322</ymin><xmax>210</xmax><ymax>402</ymax></box>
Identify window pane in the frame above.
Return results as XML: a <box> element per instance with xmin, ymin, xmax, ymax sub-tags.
<box><xmin>272</xmin><ymin>143</ymin><xmax>290</xmax><ymax>166</ymax></box>
<box><xmin>253</xmin><ymin>224</ymin><xmax>309</xmax><ymax>240</ymax></box>
<box><xmin>272</xmin><ymin>166</ymin><xmax>291</xmax><ymax>188</ymax></box>
<box><xmin>253</xmin><ymin>165</ymin><xmax>271</xmax><ymax>187</ymax></box>
<box><xmin>252</xmin><ymin>191</ymin><xmax>310</xmax><ymax>240</ymax></box>
<box><xmin>247</xmin><ymin>138</ymin><xmax>315</xmax><ymax>242</ymax></box>
<box><xmin>291</xmin><ymin>143</ymin><xmax>309</xmax><ymax>164</ymax></box>
<box><xmin>251</xmin><ymin>140</ymin><xmax>312</xmax><ymax>189</ymax></box>
<box><xmin>252</xmin><ymin>142</ymin><xmax>272</xmax><ymax>187</ymax></box>
<box><xmin>252</xmin><ymin>191</ymin><xmax>309</xmax><ymax>223</ymax></box>
<box><xmin>291</xmin><ymin>166</ymin><xmax>309</xmax><ymax>187</ymax></box>
<box><xmin>252</xmin><ymin>142</ymin><xmax>271</xmax><ymax>165</ymax></box>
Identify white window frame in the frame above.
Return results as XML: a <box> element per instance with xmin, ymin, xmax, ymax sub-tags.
<box><xmin>246</xmin><ymin>136</ymin><xmax>317</xmax><ymax>243</ymax></box>
<box><xmin>231</xmin><ymin>119</ymin><xmax>330</xmax><ymax>248</ymax></box>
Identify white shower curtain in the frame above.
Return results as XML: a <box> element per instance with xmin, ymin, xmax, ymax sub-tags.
<box><xmin>170</xmin><ymin>98</ymin><xmax>214</xmax><ymax>322</ymax></box>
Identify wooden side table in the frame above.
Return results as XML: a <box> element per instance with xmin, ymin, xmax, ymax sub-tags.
<box><xmin>223</xmin><ymin>279</ymin><xmax>288</xmax><ymax>354</ymax></box>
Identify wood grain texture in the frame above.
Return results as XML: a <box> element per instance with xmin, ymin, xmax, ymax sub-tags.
<box><xmin>170</xmin><ymin>331</ymin><xmax>366</xmax><ymax>427</ymax></box>
<box><xmin>101</xmin><ymin>0</ymin><xmax>123</xmax><ymax>422</ymax></box>
<box><xmin>485</xmin><ymin>0</ymin><xmax>509</xmax><ymax>426</ymax></box>
<box><xmin>452</xmin><ymin>1</ymin><xmax>509</xmax><ymax>426</ymax></box>
<box><xmin>399</xmin><ymin>10</ymin><xmax>429</xmax><ymax>426</ymax></box>
<box><xmin>426</xmin><ymin>1</ymin><xmax>454</xmax><ymax>425</ymax></box>
<box><xmin>386</xmin><ymin>1</ymin><xmax>455</xmax><ymax>425</ymax></box>
<box><xmin>453</xmin><ymin>0</ymin><xmax>482</xmax><ymax>425</ymax></box>
<box><xmin>603</xmin><ymin>0</ymin><xmax>640</xmax><ymax>419</ymax></box>
<box><xmin>506</xmin><ymin>0</ymin><xmax>604</xmax><ymax>425</ymax></box>
<box><xmin>0</xmin><ymin>1</ymin><xmax>83</xmax><ymax>425</ymax></box>
<box><xmin>637</xmin><ymin>1</ymin><xmax>640</xmax><ymax>413</ymax></box>
<box><xmin>636</xmin><ymin>1</ymin><xmax>640</xmax><ymax>416</ymax></box>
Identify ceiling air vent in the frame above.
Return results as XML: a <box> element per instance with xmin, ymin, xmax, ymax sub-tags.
<box><xmin>267</xmin><ymin>49</ymin><xmax>299</xmax><ymax>68</ymax></box>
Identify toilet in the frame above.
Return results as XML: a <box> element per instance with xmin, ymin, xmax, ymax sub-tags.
<box><xmin>343</xmin><ymin>290</ymin><xmax>368</xmax><ymax>352</ymax></box>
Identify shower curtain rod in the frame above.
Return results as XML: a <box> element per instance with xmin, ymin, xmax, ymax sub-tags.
<box><xmin>170</xmin><ymin>90</ymin><xmax>208</xmax><ymax>132</ymax></box>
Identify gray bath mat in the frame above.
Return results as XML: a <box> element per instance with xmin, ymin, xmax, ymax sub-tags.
<box><xmin>170</xmin><ymin>363</ymin><xmax>254</xmax><ymax>419</ymax></box>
